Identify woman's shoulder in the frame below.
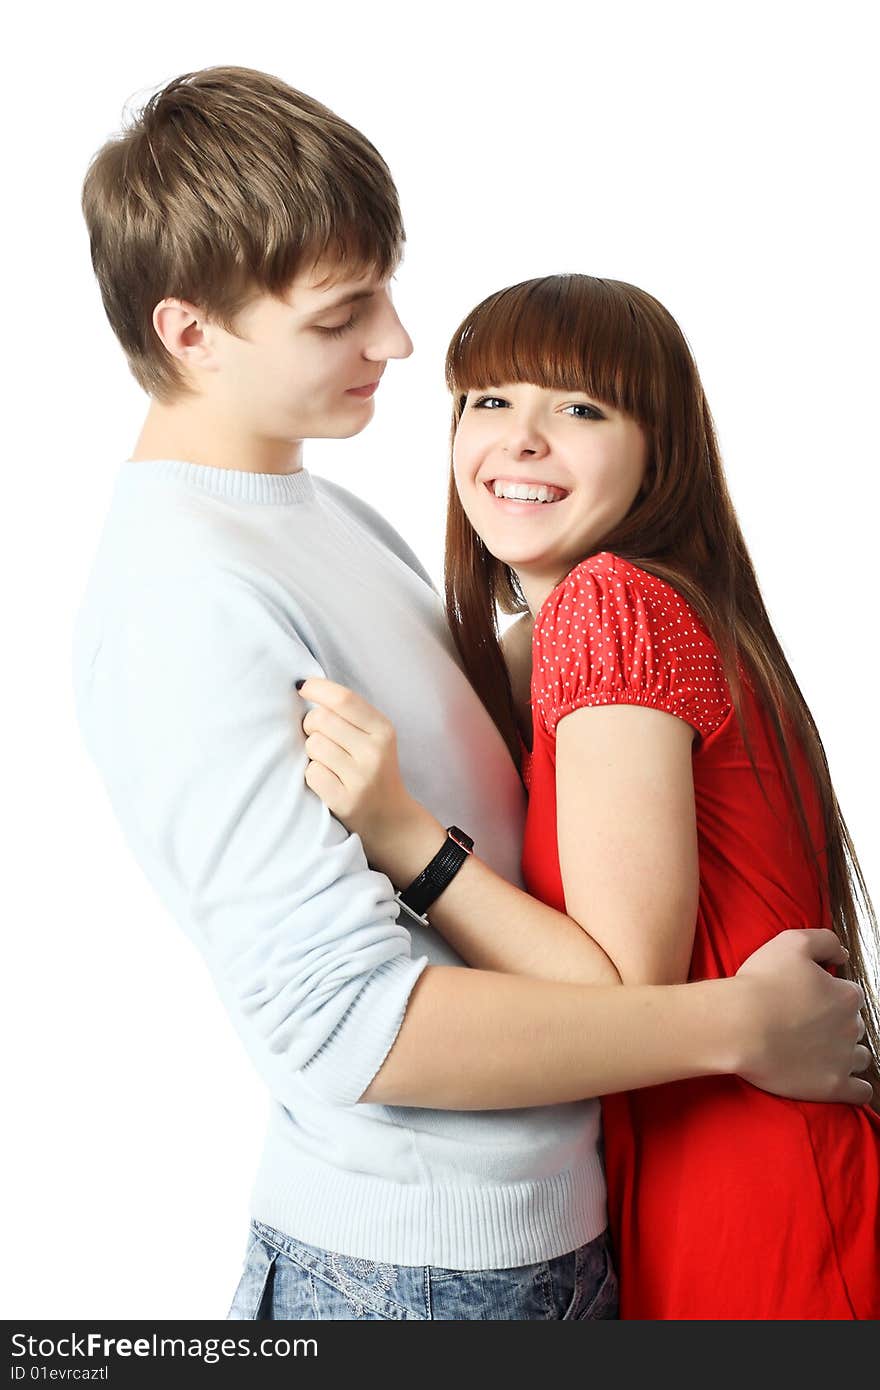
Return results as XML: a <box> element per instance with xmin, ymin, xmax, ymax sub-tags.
<box><xmin>558</xmin><ymin>550</ymin><xmax>691</xmax><ymax>601</ymax></box>
<box><xmin>531</xmin><ymin>551</ymin><xmax>732</xmax><ymax>740</ymax></box>
<box><xmin>534</xmin><ymin>550</ymin><xmax>707</xmax><ymax>639</ymax></box>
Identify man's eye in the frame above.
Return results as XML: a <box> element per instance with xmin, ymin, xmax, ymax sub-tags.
<box><xmin>316</xmin><ymin>315</ymin><xmax>358</xmax><ymax>338</ymax></box>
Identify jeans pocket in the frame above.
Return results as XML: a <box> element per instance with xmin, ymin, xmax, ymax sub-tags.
<box><xmin>562</xmin><ymin>1231</ymin><xmax>619</xmax><ymax>1321</ymax></box>
<box><xmin>301</xmin><ymin>1248</ymin><xmax>418</xmax><ymax>1320</ymax></box>
<box><xmin>226</xmin><ymin>1229</ymin><xmax>278</xmax><ymax>1320</ymax></box>
<box><xmin>251</xmin><ymin>1222</ymin><xmax>422</xmax><ymax>1320</ymax></box>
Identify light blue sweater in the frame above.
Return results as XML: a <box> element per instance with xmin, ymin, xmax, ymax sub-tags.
<box><xmin>73</xmin><ymin>460</ymin><xmax>605</xmax><ymax>1268</ymax></box>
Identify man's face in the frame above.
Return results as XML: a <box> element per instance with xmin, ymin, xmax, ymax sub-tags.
<box><xmin>204</xmin><ymin>256</ymin><xmax>413</xmax><ymax>441</ymax></box>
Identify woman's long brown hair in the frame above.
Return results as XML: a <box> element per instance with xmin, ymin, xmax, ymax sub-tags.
<box><xmin>444</xmin><ymin>274</ymin><xmax>879</xmax><ymax>1107</ymax></box>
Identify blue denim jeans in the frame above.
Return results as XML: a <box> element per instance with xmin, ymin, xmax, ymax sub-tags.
<box><xmin>227</xmin><ymin>1220</ymin><xmax>618</xmax><ymax>1320</ymax></box>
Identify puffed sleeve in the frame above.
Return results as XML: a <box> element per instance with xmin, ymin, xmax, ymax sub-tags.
<box><xmin>531</xmin><ymin>552</ymin><xmax>732</xmax><ymax>742</ymax></box>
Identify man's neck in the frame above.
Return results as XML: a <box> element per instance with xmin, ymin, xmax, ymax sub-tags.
<box><xmin>130</xmin><ymin>399</ymin><xmax>304</xmax><ymax>475</ymax></box>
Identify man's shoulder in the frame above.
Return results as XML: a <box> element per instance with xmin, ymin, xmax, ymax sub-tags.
<box><xmin>313</xmin><ymin>475</ymin><xmax>434</xmax><ymax>589</ymax></box>
<box><xmin>73</xmin><ymin>495</ymin><xmax>297</xmax><ymax>677</ymax></box>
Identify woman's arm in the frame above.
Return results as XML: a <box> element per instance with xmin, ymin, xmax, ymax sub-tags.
<box><xmin>300</xmin><ymin>683</ymin><xmax>700</xmax><ymax>987</ymax></box>
<box><xmin>297</xmin><ymin>679</ymin><xmax>871</xmax><ymax>1107</ymax></box>
<box><xmin>556</xmin><ymin>703</ymin><xmax>700</xmax><ymax>985</ymax></box>
<box><xmin>362</xmin><ymin>799</ymin><xmax>622</xmax><ymax>984</ymax></box>
<box><xmin>298</xmin><ymin>677</ymin><xmax>622</xmax><ymax>985</ymax></box>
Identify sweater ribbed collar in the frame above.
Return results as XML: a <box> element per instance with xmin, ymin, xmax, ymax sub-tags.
<box><xmin>118</xmin><ymin>458</ymin><xmax>316</xmax><ymax>505</ymax></box>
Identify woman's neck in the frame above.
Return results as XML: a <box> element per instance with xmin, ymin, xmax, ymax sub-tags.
<box><xmin>500</xmin><ymin>612</ymin><xmax>536</xmax><ymax>750</ymax></box>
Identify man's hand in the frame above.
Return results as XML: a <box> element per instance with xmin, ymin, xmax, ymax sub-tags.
<box><xmin>735</xmin><ymin>929</ymin><xmax>871</xmax><ymax>1103</ymax></box>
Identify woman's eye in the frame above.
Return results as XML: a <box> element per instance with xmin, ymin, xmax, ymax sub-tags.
<box><xmin>470</xmin><ymin>395</ymin><xmax>602</xmax><ymax>418</ymax></box>
<box><xmin>316</xmin><ymin>315</ymin><xmax>358</xmax><ymax>338</ymax></box>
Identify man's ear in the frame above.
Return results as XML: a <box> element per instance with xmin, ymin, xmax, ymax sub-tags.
<box><xmin>152</xmin><ymin>298</ymin><xmax>220</xmax><ymax>374</ymax></box>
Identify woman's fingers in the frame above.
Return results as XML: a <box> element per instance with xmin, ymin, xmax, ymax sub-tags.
<box><xmin>304</xmin><ymin>730</ymin><xmax>354</xmax><ymax>781</ymax></box>
<box><xmin>302</xmin><ymin>703</ymin><xmax>372</xmax><ymax>757</ymax></box>
<box><xmin>298</xmin><ymin>677</ymin><xmax>387</xmax><ymax>735</ymax></box>
<box><xmin>304</xmin><ymin>757</ymin><xmax>346</xmax><ymax>806</ymax></box>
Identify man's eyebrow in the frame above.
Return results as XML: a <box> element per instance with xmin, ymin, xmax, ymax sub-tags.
<box><xmin>305</xmin><ymin>288</ymin><xmax>377</xmax><ymax>318</ymax></box>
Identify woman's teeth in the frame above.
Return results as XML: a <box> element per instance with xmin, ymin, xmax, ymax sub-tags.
<box><xmin>491</xmin><ymin>481</ymin><xmax>567</xmax><ymax>503</ymax></box>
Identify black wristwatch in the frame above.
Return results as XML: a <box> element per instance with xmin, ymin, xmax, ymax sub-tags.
<box><xmin>396</xmin><ymin>826</ymin><xmax>474</xmax><ymax>923</ymax></box>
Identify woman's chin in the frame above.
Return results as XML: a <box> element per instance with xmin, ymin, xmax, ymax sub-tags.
<box><xmin>483</xmin><ymin>539</ymin><xmax>566</xmax><ymax>572</ymax></box>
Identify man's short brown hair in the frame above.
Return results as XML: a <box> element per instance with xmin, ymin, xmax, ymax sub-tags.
<box><xmin>82</xmin><ymin>66</ymin><xmax>405</xmax><ymax>400</ymax></box>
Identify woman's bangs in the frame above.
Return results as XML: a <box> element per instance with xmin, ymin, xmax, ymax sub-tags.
<box><xmin>446</xmin><ymin>277</ymin><xmax>654</xmax><ymax>422</ymax></box>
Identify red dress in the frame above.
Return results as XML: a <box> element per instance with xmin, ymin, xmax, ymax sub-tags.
<box><xmin>521</xmin><ymin>551</ymin><xmax>880</xmax><ymax>1320</ymax></box>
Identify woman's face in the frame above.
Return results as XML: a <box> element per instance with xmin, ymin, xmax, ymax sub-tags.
<box><xmin>452</xmin><ymin>382</ymin><xmax>648</xmax><ymax>607</ymax></box>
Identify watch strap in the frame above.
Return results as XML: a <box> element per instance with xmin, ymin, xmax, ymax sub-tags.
<box><xmin>398</xmin><ymin>826</ymin><xmax>473</xmax><ymax>919</ymax></box>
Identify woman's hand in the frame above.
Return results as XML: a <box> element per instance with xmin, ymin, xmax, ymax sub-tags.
<box><xmin>298</xmin><ymin>677</ymin><xmax>440</xmax><ymax>876</ymax></box>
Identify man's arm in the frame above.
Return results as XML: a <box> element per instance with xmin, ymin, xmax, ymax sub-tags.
<box><xmin>77</xmin><ymin>564</ymin><xmax>427</xmax><ymax>1109</ymax></box>
<box><xmin>77</xmin><ymin>566</ymin><xmax>870</xmax><ymax>1114</ymax></box>
<box><xmin>361</xmin><ymin>938</ymin><xmax>869</xmax><ymax>1108</ymax></box>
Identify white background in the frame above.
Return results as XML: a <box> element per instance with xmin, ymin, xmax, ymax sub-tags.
<box><xmin>3</xmin><ymin>0</ymin><xmax>877</xmax><ymax>1319</ymax></box>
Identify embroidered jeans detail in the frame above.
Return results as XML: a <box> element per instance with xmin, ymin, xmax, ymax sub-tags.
<box><xmin>226</xmin><ymin>1222</ymin><xmax>618</xmax><ymax>1321</ymax></box>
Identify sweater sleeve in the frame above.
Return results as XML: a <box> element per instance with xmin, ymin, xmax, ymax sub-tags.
<box><xmin>531</xmin><ymin>552</ymin><xmax>732</xmax><ymax>742</ymax></box>
<box><xmin>74</xmin><ymin>562</ymin><xmax>428</xmax><ymax>1109</ymax></box>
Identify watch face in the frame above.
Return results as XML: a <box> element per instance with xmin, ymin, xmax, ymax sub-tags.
<box><xmin>447</xmin><ymin>826</ymin><xmax>474</xmax><ymax>853</ymax></box>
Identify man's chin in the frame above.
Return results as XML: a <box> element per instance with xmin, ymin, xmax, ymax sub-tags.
<box><xmin>286</xmin><ymin>400</ymin><xmax>375</xmax><ymax>443</ymax></box>
<box><xmin>332</xmin><ymin>402</ymin><xmax>376</xmax><ymax>439</ymax></box>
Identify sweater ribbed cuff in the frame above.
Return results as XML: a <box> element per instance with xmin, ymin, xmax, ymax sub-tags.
<box><xmin>299</xmin><ymin>954</ymin><xmax>430</xmax><ymax>1107</ymax></box>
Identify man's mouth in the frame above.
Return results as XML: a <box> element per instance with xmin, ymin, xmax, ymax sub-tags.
<box><xmin>485</xmin><ymin>478</ymin><xmax>570</xmax><ymax>504</ymax></box>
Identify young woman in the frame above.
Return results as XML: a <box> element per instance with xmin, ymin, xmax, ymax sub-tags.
<box><xmin>297</xmin><ymin>274</ymin><xmax>879</xmax><ymax>1319</ymax></box>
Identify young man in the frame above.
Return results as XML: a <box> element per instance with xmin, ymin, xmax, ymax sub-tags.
<box><xmin>74</xmin><ymin>67</ymin><xmax>868</xmax><ymax>1321</ymax></box>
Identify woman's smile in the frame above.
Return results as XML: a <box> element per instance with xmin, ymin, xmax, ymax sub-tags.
<box><xmin>452</xmin><ymin>383</ymin><xmax>648</xmax><ymax>598</ymax></box>
<box><xmin>484</xmin><ymin>477</ymin><xmax>571</xmax><ymax>512</ymax></box>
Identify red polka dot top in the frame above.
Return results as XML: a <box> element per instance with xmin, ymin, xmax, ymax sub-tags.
<box><xmin>520</xmin><ymin>550</ymin><xmax>880</xmax><ymax>1321</ymax></box>
<box><xmin>529</xmin><ymin>549</ymin><xmax>731</xmax><ymax>744</ymax></box>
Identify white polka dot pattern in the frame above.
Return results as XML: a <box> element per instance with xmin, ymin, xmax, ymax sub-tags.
<box><xmin>531</xmin><ymin>551</ymin><xmax>732</xmax><ymax>741</ymax></box>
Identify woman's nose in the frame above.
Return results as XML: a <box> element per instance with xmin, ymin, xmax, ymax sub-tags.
<box><xmin>502</xmin><ymin>428</ymin><xmax>548</xmax><ymax>459</ymax></box>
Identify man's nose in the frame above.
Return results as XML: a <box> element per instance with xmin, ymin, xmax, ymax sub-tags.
<box><xmin>366</xmin><ymin>299</ymin><xmax>413</xmax><ymax>361</ymax></box>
